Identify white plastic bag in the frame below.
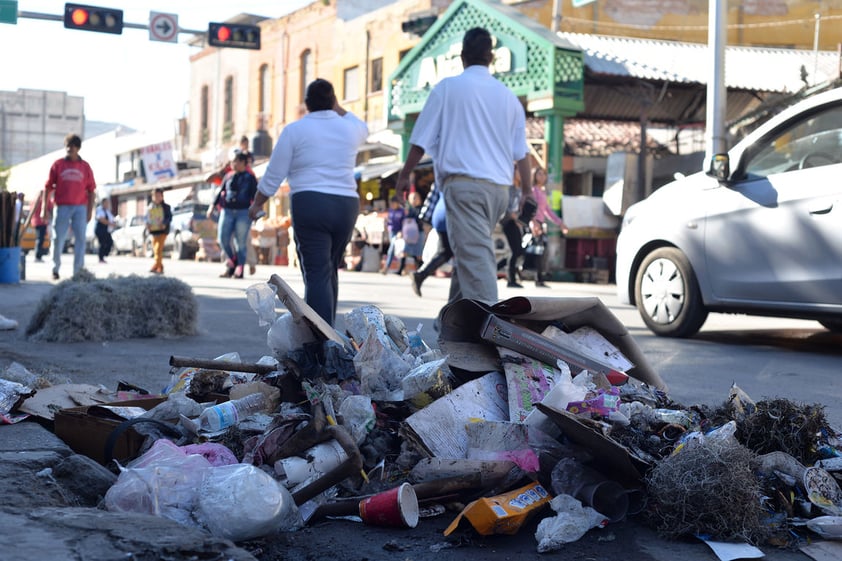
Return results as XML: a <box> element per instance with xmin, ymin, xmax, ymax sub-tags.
<box><xmin>246</xmin><ymin>282</ymin><xmax>278</xmax><ymax>327</ymax></box>
<box><xmin>535</xmin><ymin>494</ymin><xmax>607</xmax><ymax>553</ymax></box>
<box><xmin>267</xmin><ymin>312</ymin><xmax>317</xmax><ymax>358</ymax></box>
<box><xmin>104</xmin><ymin>439</ymin><xmax>212</xmax><ymax>529</ymax></box>
<box><xmin>197</xmin><ymin>463</ymin><xmax>301</xmax><ymax>541</ymax></box>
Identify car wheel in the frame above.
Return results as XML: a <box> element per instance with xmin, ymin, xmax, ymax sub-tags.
<box><xmin>818</xmin><ymin>319</ymin><xmax>842</xmax><ymax>333</ymax></box>
<box><xmin>143</xmin><ymin>235</ymin><xmax>154</xmax><ymax>258</ymax></box>
<box><xmin>634</xmin><ymin>247</ymin><xmax>708</xmax><ymax>338</ymax></box>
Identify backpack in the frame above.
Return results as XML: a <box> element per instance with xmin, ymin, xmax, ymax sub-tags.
<box><xmin>401</xmin><ymin>217</ymin><xmax>420</xmax><ymax>244</ymax></box>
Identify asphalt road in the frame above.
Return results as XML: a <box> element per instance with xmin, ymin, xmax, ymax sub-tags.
<box><xmin>1</xmin><ymin>254</ymin><xmax>840</xmax><ymax>560</ymax></box>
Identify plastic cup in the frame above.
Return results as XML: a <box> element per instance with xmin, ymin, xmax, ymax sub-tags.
<box><xmin>358</xmin><ymin>482</ymin><xmax>419</xmax><ymax>528</ymax></box>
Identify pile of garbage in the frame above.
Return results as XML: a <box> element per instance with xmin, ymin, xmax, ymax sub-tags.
<box><xmin>3</xmin><ymin>274</ymin><xmax>842</xmax><ymax>554</ymax></box>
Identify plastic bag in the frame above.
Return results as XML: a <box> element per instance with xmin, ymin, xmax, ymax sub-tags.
<box><xmin>338</xmin><ymin>394</ymin><xmax>375</xmax><ymax>445</ymax></box>
<box><xmin>401</xmin><ymin>357</ymin><xmax>452</xmax><ymax>404</ymax></box>
<box><xmin>267</xmin><ymin>312</ymin><xmax>317</xmax><ymax>358</ymax></box>
<box><xmin>345</xmin><ymin>305</ymin><xmax>399</xmax><ymax>354</ymax></box>
<box><xmin>105</xmin><ymin>439</ymin><xmax>212</xmax><ymax>529</ymax></box>
<box><xmin>535</xmin><ymin>494</ymin><xmax>607</xmax><ymax>553</ymax></box>
<box><xmin>197</xmin><ymin>463</ymin><xmax>301</xmax><ymax>541</ymax></box>
<box><xmin>246</xmin><ymin>282</ymin><xmax>278</xmax><ymax>327</ymax></box>
<box><xmin>354</xmin><ymin>324</ymin><xmax>412</xmax><ymax>401</ymax></box>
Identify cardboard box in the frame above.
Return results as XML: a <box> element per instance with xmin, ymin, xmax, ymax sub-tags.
<box><xmin>53</xmin><ymin>397</ymin><xmax>168</xmax><ymax>465</ymax></box>
<box><xmin>444</xmin><ymin>481</ymin><xmax>552</xmax><ymax>536</ymax></box>
<box><xmin>438</xmin><ymin>296</ymin><xmax>667</xmax><ymax>391</ymax></box>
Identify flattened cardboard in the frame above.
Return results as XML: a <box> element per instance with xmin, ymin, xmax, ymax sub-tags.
<box><xmin>19</xmin><ymin>383</ymin><xmax>117</xmax><ymax>421</ymax></box>
<box><xmin>439</xmin><ymin>296</ymin><xmax>666</xmax><ymax>391</ymax></box>
<box><xmin>536</xmin><ymin>402</ymin><xmax>649</xmax><ymax>487</ymax></box>
<box><xmin>268</xmin><ymin>274</ymin><xmax>347</xmax><ymax>348</ymax></box>
<box><xmin>53</xmin><ymin>397</ymin><xmax>167</xmax><ymax>465</ymax></box>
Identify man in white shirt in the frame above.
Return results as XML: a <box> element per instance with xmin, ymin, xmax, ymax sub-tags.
<box><xmin>396</xmin><ymin>27</ymin><xmax>532</xmax><ymax>308</ymax></box>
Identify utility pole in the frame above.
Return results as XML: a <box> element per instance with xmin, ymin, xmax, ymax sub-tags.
<box><xmin>705</xmin><ymin>0</ymin><xmax>727</xmax><ymax>164</ymax></box>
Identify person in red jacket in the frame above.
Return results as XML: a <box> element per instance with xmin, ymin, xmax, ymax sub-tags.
<box><xmin>45</xmin><ymin>133</ymin><xmax>97</xmax><ymax>280</ymax></box>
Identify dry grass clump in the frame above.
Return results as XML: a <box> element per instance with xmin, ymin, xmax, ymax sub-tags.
<box><xmin>645</xmin><ymin>438</ymin><xmax>769</xmax><ymax>544</ymax></box>
<box><xmin>26</xmin><ymin>270</ymin><xmax>197</xmax><ymax>342</ymax></box>
<box><xmin>738</xmin><ymin>399</ymin><xmax>833</xmax><ymax>466</ymax></box>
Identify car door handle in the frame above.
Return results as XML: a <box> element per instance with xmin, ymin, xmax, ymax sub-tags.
<box><xmin>808</xmin><ymin>201</ymin><xmax>834</xmax><ymax>215</ymax></box>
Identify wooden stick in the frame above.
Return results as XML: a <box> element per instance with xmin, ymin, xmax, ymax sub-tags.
<box><xmin>169</xmin><ymin>354</ymin><xmax>279</xmax><ymax>374</ymax></box>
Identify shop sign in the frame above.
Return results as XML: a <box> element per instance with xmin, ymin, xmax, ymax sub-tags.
<box><xmin>413</xmin><ymin>32</ymin><xmax>526</xmax><ymax>90</ymax></box>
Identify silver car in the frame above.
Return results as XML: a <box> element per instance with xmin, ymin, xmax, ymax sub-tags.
<box><xmin>616</xmin><ymin>86</ymin><xmax>842</xmax><ymax>337</ymax></box>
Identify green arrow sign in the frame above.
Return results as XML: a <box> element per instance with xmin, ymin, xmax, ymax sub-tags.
<box><xmin>0</xmin><ymin>0</ymin><xmax>17</xmax><ymax>24</ymax></box>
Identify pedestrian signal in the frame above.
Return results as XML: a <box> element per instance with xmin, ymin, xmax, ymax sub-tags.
<box><xmin>208</xmin><ymin>22</ymin><xmax>261</xmax><ymax>50</ymax></box>
<box><xmin>63</xmin><ymin>3</ymin><xmax>123</xmax><ymax>34</ymax></box>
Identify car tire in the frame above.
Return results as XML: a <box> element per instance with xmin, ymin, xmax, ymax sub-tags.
<box><xmin>818</xmin><ymin>319</ymin><xmax>842</xmax><ymax>333</ymax></box>
<box><xmin>143</xmin><ymin>235</ymin><xmax>154</xmax><ymax>259</ymax></box>
<box><xmin>634</xmin><ymin>247</ymin><xmax>708</xmax><ymax>338</ymax></box>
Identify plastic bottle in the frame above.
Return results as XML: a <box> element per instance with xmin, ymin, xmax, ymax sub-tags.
<box><xmin>198</xmin><ymin>393</ymin><xmax>266</xmax><ymax>432</ymax></box>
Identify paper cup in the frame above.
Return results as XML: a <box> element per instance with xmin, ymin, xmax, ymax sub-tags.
<box><xmin>359</xmin><ymin>482</ymin><xmax>419</xmax><ymax>528</ymax></box>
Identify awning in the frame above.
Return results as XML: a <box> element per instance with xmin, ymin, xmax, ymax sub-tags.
<box><xmin>356</xmin><ymin>160</ymin><xmax>403</xmax><ymax>181</ymax></box>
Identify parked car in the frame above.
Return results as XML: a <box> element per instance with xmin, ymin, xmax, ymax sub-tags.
<box><xmin>616</xmin><ymin>86</ymin><xmax>842</xmax><ymax>337</ymax></box>
<box><xmin>111</xmin><ymin>215</ymin><xmax>147</xmax><ymax>256</ymax></box>
<box><xmin>144</xmin><ymin>201</ymin><xmax>217</xmax><ymax>260</ymax></box>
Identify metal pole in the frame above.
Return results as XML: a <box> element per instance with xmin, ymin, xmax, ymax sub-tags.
<box><xmin>705</xmin><ymin>0</ymin><xmax>728</xmax><ymax>164</ymax></box>
<box><xmin>551</xmin><ymin>0</ymin><xmax>562</xmax><ymax>33</ymax></box>
<box><xmin>813</xmin><ymin>13</ymin><xmax>821</xmax><ymax>85</ymax></box>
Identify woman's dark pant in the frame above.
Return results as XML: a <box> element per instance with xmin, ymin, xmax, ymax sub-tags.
<box><xmin>502</xmin><ymin>218</ymin><xmax>524</xmax><ymax>284</ymax></box>
<box><xmin>291</xmin><ymin>191</ymin><xmax>359</xmax><ymax>327</ymax></box>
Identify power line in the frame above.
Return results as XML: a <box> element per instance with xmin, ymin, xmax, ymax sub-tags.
<box><xmin>563</xmin><ymin>13</ymin><xmax>842</xmax><ymax>33</ymax></box>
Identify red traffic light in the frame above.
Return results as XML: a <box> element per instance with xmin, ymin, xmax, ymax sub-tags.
<box><xmin>70</xmin><ymin>8</ymin><xmax>88</xmax><ymax>26</ymax></box>
<box><xmin>208</xmin><ymin>22</ymin><xmax>261</xmax><ymax>50</ymax></box>
<box><xmin>215</xmin><ymin>25</ymin><xmax>231</xmax><ymax>42</ymax></box>
<box><xmin>63</xmin><ymin>3</ymin><xmax>123</xmax><ymax>34</ymax></box>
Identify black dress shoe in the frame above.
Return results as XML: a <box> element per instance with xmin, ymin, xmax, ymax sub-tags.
<box><xmin>507</xmin><ymin>281</ymin><xmax>524</xmax><ymax>288</ymax></box>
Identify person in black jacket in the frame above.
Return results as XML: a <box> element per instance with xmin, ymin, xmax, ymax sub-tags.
<box><xmin>209</xmin><ymin>152</ymin><xmax>258</xmax><ymax>278</ymax></box>
<box><xmin>146</xmin><ymin>187</ymin><xmax>172</xmax><ymax>274</ymax></box>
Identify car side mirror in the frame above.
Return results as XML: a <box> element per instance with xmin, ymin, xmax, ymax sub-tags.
<box><xmin>707</xmin><ymin>153</ymin><xmax>730</xmax><ymax>181</ymax></box>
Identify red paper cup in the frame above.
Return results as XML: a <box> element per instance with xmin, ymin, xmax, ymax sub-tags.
<box><xmin>359</xmin><ymin>482</ymin><xmax>419</xmax><ymax>528</ymax></box>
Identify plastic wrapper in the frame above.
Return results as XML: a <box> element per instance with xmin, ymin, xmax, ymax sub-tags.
<box><xmin>246</xmin><ymin>282</ymin><xmax>278</xmax><ymax>327</ymax></box>
<box><xmin>534</xmin><ymin>494</ymin><xmax>607</xmax><ymax>553</ymax></box>
<box><xmin>267</xmin><ymin>312</ymin><xmax>317</xmax><ymax>359</ymax></box>
<box><xmin>401</xmin><ymin>357</ymin><xmax>452</xmax><ymax>408</ymax></box>
<box><xmin>354</xmin><ymin>324</ymin><xmax>412</xmax><ymax>401</ymax></box>
<box><xmin>197</xmin><ymin>463</ymin><xmax>302</xmax><ymax>541</ymax></box>
<box><xmin>0</xmin><ymin>377</ymin><xmax>34</xmax><ymax>417</ymax></box>
<box><xmin>182</xmin><ymin>442</ymin><xmax>239</xmax><ymax>467</ymax></box>
<box><xmin>338</xmin><ymin>394</ymin><xmax>376</xmax><ymax>445</ymax></box>
<box><xmin>345</xmin><ymin>305</ymin><xmax>399</xmax><ymax>354</ymax></box>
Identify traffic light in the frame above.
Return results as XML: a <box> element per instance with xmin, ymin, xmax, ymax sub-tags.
<box><xmin>63</xmin><ymin>3</ymin><xmax>123</xmax><ymax>34</ymax></box>
<box><xmin>208</xmin><ymin>23</ymin><xmax>261</xmax><ymax>50</ymax></box>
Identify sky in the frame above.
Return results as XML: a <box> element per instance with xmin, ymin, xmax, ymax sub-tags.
<box><xmin>0</xmin><ymin>1</ymin><xmax>314</xmax><ymax>134</ymax></box>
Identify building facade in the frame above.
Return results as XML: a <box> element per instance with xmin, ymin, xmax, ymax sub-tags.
<box><xmin>0</xmin><ymin>89</ymin><xmax>84</xmax><ymax>167</ymax></box>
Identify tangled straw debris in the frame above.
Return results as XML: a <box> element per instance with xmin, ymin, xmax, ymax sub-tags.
<box><xmin>645</xmin><ymin>437</ymin><xmax>769</xmax><ymax>544</ymax></box>
<box><xmin>25</xmin><ymin>269</ymin><xmax>198</xmax><ymax>342</ymax></box>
